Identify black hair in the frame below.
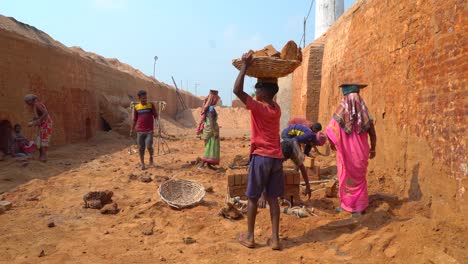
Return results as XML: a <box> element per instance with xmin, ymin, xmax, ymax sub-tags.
<box><xmin>137</xmin><ymin>90</ymin><xmax>147</xmax><ymax>98</ymax></box>
<box><xmin>254</xmin><ymin>82</ymin><xmax>279</xmax><ymax>98</ymax></box>
<box><xmin>311</xmin><ymin>123</ymin><xmax>322</xmax><ymax>131</ymax></box>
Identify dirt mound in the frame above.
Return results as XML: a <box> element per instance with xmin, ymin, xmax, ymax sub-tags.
<box><xmin>176</xmin><ymin>107</ymin><xmax>251</xmax><ymax>130</ymax></box>
<box><xmin>0</xmin><ymin>15</ymin><xmax>66</xmax><ymax>49</ymax></box>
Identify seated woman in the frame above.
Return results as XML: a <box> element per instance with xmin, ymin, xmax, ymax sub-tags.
<box><xmin>11</xmin><ymin>124</ymin><xmax>36</xmax><ymax>157</ymax></box>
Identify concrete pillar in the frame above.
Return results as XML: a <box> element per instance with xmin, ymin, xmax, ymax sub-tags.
<box><xmin>315</xmin><ymin>0</ymin><xmax>344</xmax><ymax>39</ymax></box>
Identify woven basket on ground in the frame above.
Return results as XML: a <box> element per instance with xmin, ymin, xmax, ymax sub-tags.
<box><xmin>232</xmin><ymin>56</ymin><xmax>301</xmax><ymax>78</ymax></box>
<box><xmin>158</xmin><ymin>179</ymin><xmax>206</xmax><ymax>209</ymax></box>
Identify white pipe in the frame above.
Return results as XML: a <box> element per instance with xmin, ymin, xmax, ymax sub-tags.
<box><xmin>315</xmin><ymin>0</ymin><xmax>344</xmax><ymax>39</ymax></box>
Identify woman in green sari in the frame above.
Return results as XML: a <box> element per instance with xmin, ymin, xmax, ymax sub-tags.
<box><xmin>197</xmin><ymin>90</ymin><xmax>220</xmax><ymax>170</ymax></box>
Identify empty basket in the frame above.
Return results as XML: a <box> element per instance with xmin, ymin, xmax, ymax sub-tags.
<box><xmin>158</xmin><ymin>179</ymin><xmax>206</xmax><ymax>209</ymax></box>
<box><xmin>232</xmin><ymin>56</ymin><xmax>301</xmax><ymax>78</ymax></box>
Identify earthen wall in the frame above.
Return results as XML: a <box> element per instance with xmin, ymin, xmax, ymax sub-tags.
<box><xmin>0</xmin><ymin>17</ymin><xmax>202</xmax><ymax>146</ymax></box>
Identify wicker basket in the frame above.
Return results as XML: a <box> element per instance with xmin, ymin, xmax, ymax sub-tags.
<box><xmin>158</xmin><ymin>179</ymin><xmax>206</xmax><ymax>209</ymax></box>
<box><xmin>232</xmin><ymin>56</ymin><xmax>301</xmax><ymax>78</ymax></box>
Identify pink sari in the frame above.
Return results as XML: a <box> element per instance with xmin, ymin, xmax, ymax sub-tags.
<box><xmin>326</xmin><ymin>119</ymin><xmax>369</xmax><ymax>212</ymax></box>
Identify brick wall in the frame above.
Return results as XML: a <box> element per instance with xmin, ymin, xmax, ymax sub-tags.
<box><xmin>316</xmin><ymin>0</ymin><xmax>466</xmax><ymax>217</ymax></box>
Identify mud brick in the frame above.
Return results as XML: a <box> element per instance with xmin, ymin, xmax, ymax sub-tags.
<box><xmin>284</xmin><ymin>185</ymin><xmax>300</xmax><ymax>205</ymax></box>
<box><xmin>311</xmin><ymin>188</ymin><xmax>327</xmax><ymax>199</ymax></box>
<box><xmin>293</xmin><ymin>172</ymin><xmax>301</xmax><ymax>184</ymax></box>
<box><xmin>307</xmin><ymin>167</ymin><xmax>320</xmax><ymax>181</ymax></box>
<box><xmin>241</xmin><ymin>174</ymin><xmax>249</xmax><ymax>185</ymax></box>
<box><xmin>0</xmin><ymin>201</ymin><xmax>12</xmax><ymax>211</ymax></box>
<box><xmin>234</xmin><ymin>174</ymin><xmax>243</xmax><ymax>186</ymax></box>
<box><xmin>228</xmin><ymin>186</ymin><xmax>247</xmax><ymax>199</ymax></box>
<box><xmin>284</xmin><ymin>169</ymin><xmax>299</xmax><ymax>185</ymax></box>
<box><xmin>303</xmin><ymin>156</ymin><xmax>314</xmax><ymax>169</ymax></box>
<box><xmin>325</xmin><ymin>180</ymin><xmax>337</xmax><ymax>197</ymax></box>
<box><xmin>227</xmin><ymin>174</ymin><xmax>235</xmax><ymax>187</ymax></box>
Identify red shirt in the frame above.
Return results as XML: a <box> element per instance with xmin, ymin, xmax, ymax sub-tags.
<box><xmin>133</xmin><ymin>102</ymin><xmax>158</xmax><ymax>132</ymax></box>
<box><xmin>245</xmin><ymin>96</ymin><xmax>283</xmax><ymax>159</ymax></box>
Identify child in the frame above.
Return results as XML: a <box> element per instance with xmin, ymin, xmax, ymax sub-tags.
<box><xmin>233</xmin><ymin>51</ymin><xmax>283</xmax><ymax>250</ymax></box>
<box><xmin>11</xmin><ymin>124</ymin><xmax>36</xmax><ymax>157</ymax></box>
<box><xmin>130</xmin><ymin>90</ymin><xmax>158</xmax><ymax>170</ymax></box>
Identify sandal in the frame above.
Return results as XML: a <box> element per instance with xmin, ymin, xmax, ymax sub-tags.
<box><xmin>238</xmin><ymin>233</ymin><xmax>255</xmax><ymax>249</ymax></box>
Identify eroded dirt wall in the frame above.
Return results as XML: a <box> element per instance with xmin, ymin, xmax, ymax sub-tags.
<box><xmin>0</xmin><ymin>16</ymin><xmax>202</xmax><ymax>146</ymax></box>
<box><xmin>317</xmin><ymin>0</ymin><xmax>466</xmax><ymax>218</ymax></box>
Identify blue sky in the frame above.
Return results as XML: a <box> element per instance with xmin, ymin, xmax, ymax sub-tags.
<box><xmin>1</xmin><ymin>0</ymin><xmax>355</xmax><ymax>105</ymax></box>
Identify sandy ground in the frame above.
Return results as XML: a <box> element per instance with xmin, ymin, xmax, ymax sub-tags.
<box><xmin>0</xmin><ymin>125</ymin><xmax>466</xmax><ymax>263</ymax></box>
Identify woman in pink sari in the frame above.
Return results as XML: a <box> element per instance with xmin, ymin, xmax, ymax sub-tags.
<box><xmin>326</xmin><ymin>84</ymin><xmax>377</xmax><ymax>216</ymax></box>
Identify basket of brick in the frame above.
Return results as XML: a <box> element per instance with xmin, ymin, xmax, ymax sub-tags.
<box><xmin>232</xmin><ymin>41</ymin><xmax>302</xmax><ymax>78</ymax></box>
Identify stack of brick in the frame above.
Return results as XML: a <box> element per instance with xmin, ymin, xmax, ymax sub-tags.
<box><xmin>227</xmin><ymin>168</ymin><xmax>301</xmax><ymax>204</ymax></box>
<box><xmin>227</xmin><ymin>169</ymin><xmax>249</xmax><ymax>199</ymax></box>
<box><xmin>283</xmin><ymin>169</ymin><xmax>301</xmax><ymax>203</ymax></box>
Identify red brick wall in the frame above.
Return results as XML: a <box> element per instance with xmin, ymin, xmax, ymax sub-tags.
<box><xmin>317</xmin><ymin>0</ymin><xmax>466</xmax><ymax>217</ymax></box>
<box><xmin>290</xmin><ymin>43</ymin><xmax>324</xmax><ymax>123</ymax></box>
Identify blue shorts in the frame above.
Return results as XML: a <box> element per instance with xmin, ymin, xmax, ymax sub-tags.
<box><xmin>246</xmin><ymin>155</ymin><xmax>284</xmax><ymax>199</ymax></box>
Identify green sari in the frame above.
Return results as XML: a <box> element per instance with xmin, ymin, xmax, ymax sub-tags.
<box><xmin>201</xmin><ymin>107</ymin><xmax>220</xmax><ymax>165</ymax></box>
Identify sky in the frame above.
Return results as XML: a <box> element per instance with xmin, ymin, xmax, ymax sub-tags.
<box><xmin>1</xmin><ymin>0</ymin><xmax>355</xmax><ymax>105</ymax></box>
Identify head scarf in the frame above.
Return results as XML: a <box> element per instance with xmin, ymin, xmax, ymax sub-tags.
<box><xmin>196</xmin><ymin>92</ymin><xmax>220</xmax><ymax>135</ymax></box>
<box><xmin>24</xmin><ymin>94</ymin><xmax>38</xmax><ymax>103</ymax></box>
<box><xmin>315</xmin><ymin>132</ymin><xmax>327</xmax><ymax>146</ymax></box>
<box><xmin>333</xmin><ymin>93</ymin><xmax>372</xmax><ymax>134</ymax></box>
<box><xmin>339</xmin><ymin>84</ymin><xmax>367</xmax><ymax>95</ymax></box>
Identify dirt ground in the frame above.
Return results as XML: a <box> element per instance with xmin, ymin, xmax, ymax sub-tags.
<box><xmin>0</xmin><ymin>121</ymin><xmax>466</xmax><ymax>264</ymax></box>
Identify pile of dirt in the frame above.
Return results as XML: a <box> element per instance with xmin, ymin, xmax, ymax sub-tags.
<box><xmin>175</xmin><ymin>107</ymin><xmax>251</xmax><ymax>131</ymax></box>
<box><xmin>0</xmin><ymin>15</ymin><xmax>180</xmax><ymax>90</ymax></box>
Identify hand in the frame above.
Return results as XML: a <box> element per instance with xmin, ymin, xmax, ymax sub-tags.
<box><xmin>28</xmin><ymin>120</ymin><xmax>36</xmax><ymax>127</ymax></box>
<box><xmin>304</xmin><ymin>185</ymin><xmax>311</xmax><ymax>200</ymax></box>
<box><xmin>369</xmin><ymin>149</ymin><xmax>376</xmax><ymax>159</ymax></box>
<box><xmin>241</xmin><ymin>51</ymin><xmax>254</xmax><ymax>69</ymax></box>
<box><xmin>258</xmin><ymin>193</ymin><xmax>267</xmax><ymax>208</ymax></box>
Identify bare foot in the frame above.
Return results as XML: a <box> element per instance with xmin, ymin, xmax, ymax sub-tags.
<box><xmin>238</xmin><ymin>233</ymin><xmax>255</xmax><ymax>248</ymax></box>
<box><xmin>266</xmin><ymin>237</ymin><xmax>282</xmax><ymax>250</ymax></box>
<box><xmin>207</xmin><ymin>164</ymin><xmax>217</xmax><ymax>171</ymax></box>
<box><xmin>39</xmin><ymin>153</ymin><xmax>47</xmax><ymax>163</ymax></box>
<box><xmin>140</xmin><ymin>164</ymin><xmax>146</xmax><ymax>170</ymax></box>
